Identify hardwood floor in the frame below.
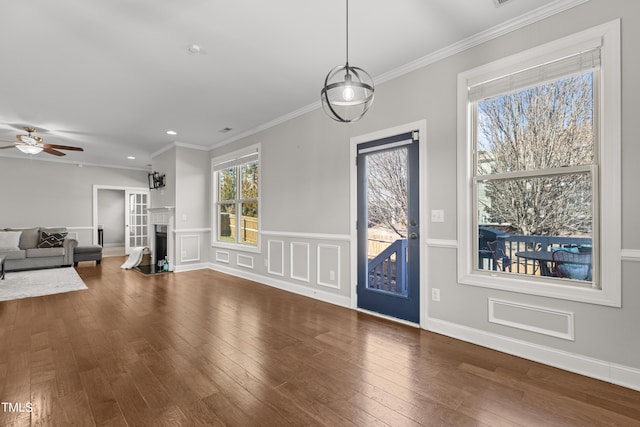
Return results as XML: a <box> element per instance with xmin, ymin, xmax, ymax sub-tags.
<box><xmin>1</xmin><ymin>258</ymin><xmax>639</xmax><ymax>426</ymax></box>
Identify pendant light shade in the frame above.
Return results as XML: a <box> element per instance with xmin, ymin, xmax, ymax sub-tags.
<box><xmin>321</xmin><ymin>0</ymin><xmax>374</xmax><ymax>122</ymax></box>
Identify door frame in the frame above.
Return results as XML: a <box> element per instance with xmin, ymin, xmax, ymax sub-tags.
<box><xmin>350</xmin><ymin>120</ymin><xmax>428</xmax><ymax>327</ymax></box>
<box><xmin>92</xmin><ymin>185</ymin><xmax>150</xmax><ymax>247</ymax></box>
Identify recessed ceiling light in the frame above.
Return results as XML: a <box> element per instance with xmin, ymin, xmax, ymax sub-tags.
<box><xmin>166</xmin><ymin>130</ymin><xmax>177</xmax><ymax>135</ymax></box>
<box><xmin>127</xmin><ymin>156</ymin><xmax>136</xmax><ymax>160</ymax></box>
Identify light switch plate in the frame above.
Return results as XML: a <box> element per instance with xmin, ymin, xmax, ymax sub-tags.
<box><xmin>431</xmin><ymin>209</ymin><xmax>445</xmax><ymax>223</ymax></box>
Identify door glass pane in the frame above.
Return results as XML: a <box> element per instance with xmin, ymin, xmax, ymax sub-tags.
<box><xmin>366</xmin><ymin>147</ymin><xmax>408</xmax><ymax>296</ymax></box>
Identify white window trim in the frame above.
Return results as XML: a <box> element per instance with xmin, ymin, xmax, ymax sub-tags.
<box><xmin>457</xmin><ymin>20</ymin><xmax>621</xmax><ymax>307</ymax></box>
<box><xmin>211</xmin><ymin>143</ymin><xmax>262</xmax><ymax>253</ymax></box>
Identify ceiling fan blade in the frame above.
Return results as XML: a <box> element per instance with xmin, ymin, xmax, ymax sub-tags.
<box><xmin>44</xmin><ymin>144</ymin><xmax>84</xmax><ymax>151</ymax></box>
<box><xmin>0</xmin><ymin>145</ymin><xmax>16</xmax><ymax>149</ymax></box>
<box><xmin>43</xmin><ymin>147</ymin><xmax>66</xmax><ymax>156</ymax></box>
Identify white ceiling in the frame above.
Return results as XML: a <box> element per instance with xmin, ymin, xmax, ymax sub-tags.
<box><xmin>0</xmin><ymin>0</ymin><xmax>563</xmax><ymax>170</ymax></box>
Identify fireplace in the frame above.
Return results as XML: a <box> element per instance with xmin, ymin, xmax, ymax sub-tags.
<box><xmin>139</xmin><ymin>207</ymin><xmax>175</xmax><ymax>274</ymax></box>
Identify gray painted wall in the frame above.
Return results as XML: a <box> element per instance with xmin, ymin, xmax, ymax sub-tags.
<box><xmin>175</xmin><ymin>146</ymin><xmax>210</xmax><ymax>230</ymax></box>
<box><xmin>150</xmin><ymin>147</ymin><xmax>177</xmax><ymax>209</ymax></box>
<box><xmin>0</xmin><ymin>157</ymin><xmax>147</xmax><ymax>233</ymax></box>
<box><xmin>209</xmin><ymin>0</ymin><xmax>640</xmax><ymax>371</ymax></box>
<box><xmin>97</xmin><ymin>189</ymin><xmax>125</xmax><ymax>246</ymax></box>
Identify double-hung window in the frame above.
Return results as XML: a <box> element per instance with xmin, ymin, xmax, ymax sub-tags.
<box><xmin>212</xmin><ymin>144</ymin><xmax>260</xmax><ymax>250</ymax></box>
<box><xmin>457</xmin><ymin>21</ymin><xmax>620</xmax><ymax>306</ymax></box>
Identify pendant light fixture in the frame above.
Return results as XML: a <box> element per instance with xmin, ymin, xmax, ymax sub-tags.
<box><xmin>321</xmin><ymin>0</ymin><xmax>374</xmax><ymax>123</ymax></box>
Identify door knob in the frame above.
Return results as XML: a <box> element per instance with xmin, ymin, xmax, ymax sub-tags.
<box><xmin>409</xmin><ymin>232</ymin><xmax>418</xmax><ymax>240</ymax></box>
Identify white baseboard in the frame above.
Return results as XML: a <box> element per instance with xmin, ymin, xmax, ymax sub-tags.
<box><xmin>174</xmin><ymin>263</ymin><xmax>211</xmax><ymax>273</ymax></box>
<box><xmin>206</xmin><ymin>262</ymin><xmax>351</xmax><ymax>308</ymax></box>
<box><xmin>426</xmin><ymin>317</ymin><xmax>640</xmax><ymax>392</ymax></box>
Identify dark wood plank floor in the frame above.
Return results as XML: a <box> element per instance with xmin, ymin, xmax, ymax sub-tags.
<box><xmin>1</xmin><ymin>257</ymin><xmax>639</xmax><ymax>426</ymax></box>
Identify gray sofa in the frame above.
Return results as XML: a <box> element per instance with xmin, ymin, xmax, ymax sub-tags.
<box><xmin>0</xmin><ymin>227</ymin><xmax>77</xmax><ymax>272</ymax></box>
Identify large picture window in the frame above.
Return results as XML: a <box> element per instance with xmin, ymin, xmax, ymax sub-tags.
<box><xmin>457</xmin><ymin>21</ymin><xmax>620</xmax><ymax>306</ymax></box>
<box><xmin>212</xmin><ymin>145</ymin><xmax>260</xmax><ymax>249</ymax></box>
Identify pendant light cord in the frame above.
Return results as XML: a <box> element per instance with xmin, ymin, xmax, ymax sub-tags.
<box><xmin>345</xmin><ymin>0</ymin><xmax>349</xmax><ymax>65</ymax></box>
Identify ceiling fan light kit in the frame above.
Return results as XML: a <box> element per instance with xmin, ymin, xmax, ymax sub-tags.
<box><xmin>321</xmin><ymin>0</ymin><xmax>374</xmax><ymax>123</ymax></box>
<box><xmin>0</xmin><ymin>126</ymin><xmax>84</xmax><ymax>157</ymax></box>
<box><xmin>16</xmin><ymin>144</ymin><xmax>44</xmax><ymax>155</ymax></box>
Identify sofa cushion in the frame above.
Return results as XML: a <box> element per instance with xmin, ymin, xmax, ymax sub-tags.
<box><xmin>7</xmin><ymin>227</ymin><xmax>40</xmax><ymax>249</ymax></box>
<box><xmin>26</xmin><ymin>247</ymin><xmax>65</xmax><ymax>258</ymax></box>
<box><xmin>38</xmin><ymin>231</ymin><xmax>68</xmax><ymax>249</ymax></box>
<box><xmin>0</xmin><ymin>230</ymin><xmax>22</xmax><ymax>251</ymax></box>
<box><xmin>0</xmin><ymin>249</ymin><xmax>26</xmax><ymax>260</ymax></box>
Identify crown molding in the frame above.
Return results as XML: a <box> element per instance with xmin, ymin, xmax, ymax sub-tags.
<box><xmin>209</xmin><ymin>0</ymin><xmax>590</xmax><ymax>151</ymax></box>
<box><xmin>375</xmin><ymin>0</ymin><xmax>591</xmax><ymax>85</ymax></box>
<box><xmin>0</xmin><ymin>152</ymin><xmax>150</xmax><ymax>172</ymax></box>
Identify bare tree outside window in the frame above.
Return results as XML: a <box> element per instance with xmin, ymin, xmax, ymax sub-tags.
<box><xmin>477</xmin><ymin>73</ymin><xmax>594</xmax><ymax>236</ymax></box>
<box><xmin>367</xmin><ymin>148</ymin><xmax>408</xmax><ymax>239</ymax></box>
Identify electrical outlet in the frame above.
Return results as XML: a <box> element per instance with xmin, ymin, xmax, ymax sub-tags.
<box><xmin>431</xmin><ymin>288</ymin><xmax>441</xmax><ymax>302</ymax></box>
<box><xmin>264</xmin><ymin>259</ymin><xmax>268</xmax><ymax>267</ymax></box>
<box><xmin>329</xmin><ymin>270</ymin><xmax>335</xmax><ymax>281</ymax></box>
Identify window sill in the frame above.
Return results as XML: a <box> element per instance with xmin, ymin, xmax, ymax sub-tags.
<box><xmin>212</xmin><ymin>241</ymin><xmax>261</xmax><ymax>254</ymax></box>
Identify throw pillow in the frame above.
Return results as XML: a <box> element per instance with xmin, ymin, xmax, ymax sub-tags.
<box><xmin>7</xmin><ymin>227</ymin><xmax>39</xmax><ymax>249</ymax></box>
<box><xmin>0</xmin><ymin>230</ymin><xmax>22</xmax><ymax>251</ymax></box>
<box><xmin>38</xmin><ymin>231</ymin><xmax>68</xmax><ymax>248</ymax></box>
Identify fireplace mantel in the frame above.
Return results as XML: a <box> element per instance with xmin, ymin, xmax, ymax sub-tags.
<box><xmin>147</xmin><ymin>207</ymin><xmax>175</xmax><ymax>226</ymax></box>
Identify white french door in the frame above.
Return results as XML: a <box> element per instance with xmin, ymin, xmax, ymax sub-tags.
<box><xmin>125</xmin><ymin>190</ymin><xmax>149</xmax><ymax>254</ymax></box>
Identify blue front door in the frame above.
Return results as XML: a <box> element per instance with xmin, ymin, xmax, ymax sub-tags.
<box><xmin>356</xmin><ymin>131</ymin><xmax>420</xmax><ymax>323</ymax></box>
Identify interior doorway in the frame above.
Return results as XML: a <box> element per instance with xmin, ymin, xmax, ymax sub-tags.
<box><xmin>97</xmin><ymin>189</ymin><xmax>126</xmax><ymax>256</ymax></box>
<box><xmin>93</xmin><ymin>185</ymin><xmax>150</xmax><ymax>256</ymax></box>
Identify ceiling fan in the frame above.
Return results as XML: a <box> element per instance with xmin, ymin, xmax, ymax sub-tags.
<box><xmin>0</xmin><ymin>127</ymin><xmax>84</xmax><ymax>156</ymax></box>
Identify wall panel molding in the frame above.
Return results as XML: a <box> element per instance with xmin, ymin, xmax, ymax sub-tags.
<box><xmin>215</xmin><ymin>250</ymin><xmax>230</xmax><ymax>264</ymax></box>
<box><xmin>290</xmin><ymin>242</ymin><xmax>310</xmax><ymax>282</ymax></box>
<box><xmin>488</xmin><ymin>298</ymin><xmax>574</xmax><ymax>341</ymax></box>
<box><xmin>237</xmin><ymin>254</ymin><xmax>254</xmax><ymax>269</ymax></box>
<box><xmin>317</xmin><ymin>244</ymin><xmax>340</xmax><ymax>289</ymax></box>
<box><xmin>179</xmin><ymin>234</ymin><xmax>201</xmax><ymax>263</ymax></box>
<box><xmin>268</xmin><ymin>240</ymin><xmax>285</xmax><ymax>276</ymax></box>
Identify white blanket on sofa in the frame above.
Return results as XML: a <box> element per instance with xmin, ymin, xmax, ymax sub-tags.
<box><xmin>120</xmin><ymin>247</ymin><xmax>148</xmax><ymax>269</ymax></box>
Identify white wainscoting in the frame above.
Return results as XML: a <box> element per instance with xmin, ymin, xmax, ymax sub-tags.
<box><xmin>209</xmin><ymin>231</ymin><xmax>349</xmax><ymax>304</ymax></box>
<box><xmin>179</xmin><ymin>234</ymin><xmax>201</xmax><ymax>263</ymax></box>
<box><xmin>215</xmin><ymin>250</ymin><xmax>230</xmax><ymax>263</ymax></box>
<box><xmin>488</xmin><ymin>298</ymin><xmax>575</xmax><ymax>341</ymax></box>
<box><xmin>267</xmin><ymin>240</ymin><xmax>285</xmax><ymax>276</ymax></box>
<box><xmin>290</xmin><ymin>242</ymin><xmax>310</xmax><ymax>282</ymax></box>
<box><xmin>317</xmin><ymin>244</ymin><xmax>341</xmax><ymax>289</ymax></box>
<box><xmin>237</xmin><ymin>254</ymin><xmax>254</xmax><ymax>269</ymax></box>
